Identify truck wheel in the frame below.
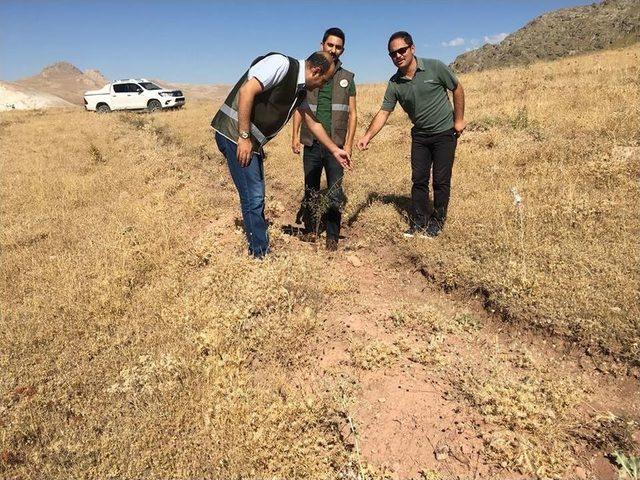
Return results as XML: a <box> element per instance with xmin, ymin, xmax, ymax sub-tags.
<box><xmin>148</xmin><ymin>100</ymin><xmax>162</xmax><ymax>112</ymax></box>
<box><xmin>96</xmin><ymin>103</ymin><xmax>111</xmax><ymax>114</ymax></box>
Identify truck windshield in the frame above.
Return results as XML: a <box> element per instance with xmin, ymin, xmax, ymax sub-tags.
<box><xmin>139</xmin><ymin>82</ymin><xmax>161</xmax><ymax>90</ymax></box>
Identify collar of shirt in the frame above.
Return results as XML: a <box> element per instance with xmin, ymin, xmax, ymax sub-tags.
<box><xmin>396</xmin><ymin>57</ymin><xmax>425</xmax><ymax>81</ymax></box>
<box><xmin>297</xmin><ymin>59</ymin><xmax>306</xmax><ymax>92</ymax></box>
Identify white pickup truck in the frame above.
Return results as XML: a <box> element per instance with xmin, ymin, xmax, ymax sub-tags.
<box><xmin>84</xmin><ymin>79</ymin><xmax>185</xmax><ymax>113</ymax></box>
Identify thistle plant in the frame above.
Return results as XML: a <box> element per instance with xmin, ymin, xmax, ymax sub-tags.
<box><xmin>302</xmin><ymin>174</ymin><xmax>345</xmax><ymax>242</ymax></box>
<box><xmin>510</xmin><ymin>186</ymin><xmax>526</xmax><ymax>282</ymax></box>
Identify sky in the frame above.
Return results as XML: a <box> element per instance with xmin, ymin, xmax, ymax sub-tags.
<box><xmin>0</xmin><ymin>0</ymin><xmax>595</xmax><ymax>85</ymax></box>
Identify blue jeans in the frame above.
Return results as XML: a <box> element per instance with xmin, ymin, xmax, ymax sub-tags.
<box><xmin>215</xmin><ymin>132</ymin><xmax>269</xmax><ymax>258</ymax></box>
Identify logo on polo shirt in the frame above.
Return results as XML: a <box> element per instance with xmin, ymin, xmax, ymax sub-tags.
<box><xmin>339</xmin><ymin>79</ymin><xmax>349</xmax><ymax>88</ymax></box>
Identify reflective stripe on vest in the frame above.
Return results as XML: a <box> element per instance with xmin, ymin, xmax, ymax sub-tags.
<box><xmin>307</xmin><ymin>103</ymin><xmax>348</xmax><ymax>112</ymax></box>
<box><xmin>219</xmin><ymin>103</ymin><xmax>267</xmax><ymax>144</ymax></box>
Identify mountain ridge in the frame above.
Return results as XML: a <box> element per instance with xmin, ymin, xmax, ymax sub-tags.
<box><xmin>15</xmin><ymin>62</ymin><xmax>110</xmax><ymax>105</ymax></box>
<box><xmin>451</xmin><ymin>0</ymin><xmax>640</xmax><ymax>73</ymax></box>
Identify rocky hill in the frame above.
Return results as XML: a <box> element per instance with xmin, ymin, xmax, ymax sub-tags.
<box><xmin>15</xmin><ymin>62</ymin><xmax>109</xmax><ymax>105</ymax></box>
<box><xmin>451</xmin><ymin>0</ymin><xmax>640</xmax><ymax>73</ymax></box>
<box><xmin>0</xmin><ymin>81</ymin><xmax>75</xmax><ymax>111</ymax></box>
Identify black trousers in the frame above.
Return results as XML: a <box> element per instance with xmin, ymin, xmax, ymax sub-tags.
<box><xmin>300</xmin><ymin>141</ymin><xmax>345</xmax><ymax>240</ymax></box>
<box><xmin>410</xmin><ymin>127</ymin><xmax>458</xmax><ymax>228</ymax></box>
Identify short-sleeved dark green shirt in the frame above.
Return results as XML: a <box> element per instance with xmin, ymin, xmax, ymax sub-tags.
<box><xmin>381</xmin><ymin>57</ymin><xmax>458</xmax><ymax>134</ymax></box>
<box><xmin>316</xmin><ymin>75</ymin><xmax>356</xmax><ymax>134</ymax></box>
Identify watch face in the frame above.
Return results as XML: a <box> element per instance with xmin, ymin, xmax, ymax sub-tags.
<box><xmin>240</xmin><ymin>132</ymin><xmax>249</xmax><ymax>139</ymax></box>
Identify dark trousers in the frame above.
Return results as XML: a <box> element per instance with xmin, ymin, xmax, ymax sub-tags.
<box><xmin>410</xmin><ymin>127</ymin><xmax>458</xmax><ymax>228</ymax></box>
<box><xmin>215</xmin><ymin>132</ymin><xmax>269</xmax><ymax>258</ymax></box>
<box><xmin>301</xmin><ymin>141</ymin><xmax>345</xmax><ymax>240</ymax></box>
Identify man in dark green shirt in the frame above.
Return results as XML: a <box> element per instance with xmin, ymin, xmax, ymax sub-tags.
<box><xmin>358</xmin><ymin>31</ymin><xmax>466</xmax><ymax>237</ymax></box>
<box><xmin>292</xmin><ymin>27</ymin><xmax>357</xmax><ymax>251</ymax></box>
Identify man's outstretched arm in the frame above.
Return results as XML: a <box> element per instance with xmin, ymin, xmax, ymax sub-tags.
<box><xmin>345</xmin><ymin>95</ymin><xmax>357</xmax><ymax>156</ymax></box>
<box><xmin>357</xmin><ymin>109</ymin><xmax>391</xmax><ymax>150</ymax></box>
<box><xmin>291</xmin><ymin>110</ymin><xmax>302</xmax><ymax>154</ymax></box>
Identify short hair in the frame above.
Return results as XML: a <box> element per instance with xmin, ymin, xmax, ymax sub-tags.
<box><xmin>306</xmin><ymin>51</ymin><xmax>332</xmax><ymax>74</ymax></box>
<box><xmin>388</xmin><ymin>31</ymin><xmax>413</xmax><ymax>49</ymax></box>
<box><xmin>323</xmin><ymin>27</ymin><xmax>345</xmax><ymax>44</ymax></box>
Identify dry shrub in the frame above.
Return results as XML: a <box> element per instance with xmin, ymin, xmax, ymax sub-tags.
<box><xmin>575</xmin><ymin>412</ymin><xmax>639</xmax><ymax>454</ymax></box>
<box><xmin>456</xmin><ymin>349</ymin><xmax>585</xmax><ymax>478</ymax></box>
<box><xmin>350</xmin><ymin>339</ymin><xmax>400</xmax><ymax>370</ymax></box>
<box><xmin>418</xmin><ymin>470</ymin><xmax>444</xmax><ymax>480</ymax></box>
<box><xmin>87</xmin><ymin>143</ymin><xmax>105</xmax><ymax>164</ymax></box>
<box><xmin>388</xmin><ymin>305</ymin><xmax>479</xmax><ymax>368</ymax></box>
<box><xmin>408</xmin><ymin>336</ymin><xmax>447</xmax><ymax>367</ymax></box>
<box><xmin>387</xmin><ymin>304</ymin><xmax>480</xmax><ymax>336</ymax></box>
<box><xmin>108</xmin><ymin>353</ymin><xmax>187</xmax><ymax>397</ymax></box>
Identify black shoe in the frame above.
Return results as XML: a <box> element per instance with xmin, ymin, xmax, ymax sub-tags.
<box><xmin>326</xmin><ymin>237</ymin><xmax>338</xmax><ymax>251</ymax></box>
<box><xmin>425</xmin><ymin>218</ymin><xmax>443</xmax><ymax>237</ymax></box>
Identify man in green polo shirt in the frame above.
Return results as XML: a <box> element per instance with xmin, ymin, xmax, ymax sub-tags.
<box><xmin>292</xmin><ymin>27</ymin><xmax>357</xmax><ymax>251</ymax></box>
<box><xmin>358</xmin><ymin>31</ymin><xmax>466</xmax><ymax>237</ymax></box>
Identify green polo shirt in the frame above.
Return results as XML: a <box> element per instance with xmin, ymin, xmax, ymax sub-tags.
<box><xmin>316</xmin><ymin>75</ymin><xmax>356</xmax><ymax>134</ymax></box>
<box><xmin>381</xmin><ymin>57</ymin><xmax>458</xmax><ymax>134</ymax></box>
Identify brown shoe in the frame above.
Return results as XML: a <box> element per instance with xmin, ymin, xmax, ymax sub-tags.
<box><xmin>326</xmin><ymin>237</ymin><xmax>338</xmax><ymax>251</ymax></box>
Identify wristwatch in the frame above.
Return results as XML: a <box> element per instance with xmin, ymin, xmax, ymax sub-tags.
<box><xmin>239</xmin><ymin>131</ymin><xmax>250</xmax><ymax>139</ymax></box>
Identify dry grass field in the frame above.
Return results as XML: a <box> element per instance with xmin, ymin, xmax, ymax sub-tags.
<box><xmin>346</xmin><ymin>48</ymin><xmax>639</xmax><ymax>365</ymax></box>
<box><xmin>1</xmin><ymin>45</ymin><xmax>639</xmax><ymax>479</ymax></box>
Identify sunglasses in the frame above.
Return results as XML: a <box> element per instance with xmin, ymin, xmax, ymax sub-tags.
<box><xmin>388</xmin><ymin>45</ymin><xmax>411</xmax><ymax>58</ymax></box>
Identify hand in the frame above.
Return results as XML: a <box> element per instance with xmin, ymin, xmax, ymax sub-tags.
<box><xmin>357</xmin><ymin>135</ymin><xmax>371</xmax><ymax>151</ymax></box>
<box><xmin>454</xmin><ymin>119</ymin><xmax>467</xmax><ymax>136</ymax></box>
<box><xmin>291</xmin><ymin>140</ymin><xmax>302</xmax><ymax>155</ymax></box>
<box><xmin>332</xmin><ymin>148</ymin><xmax>352</xmax><ymax>170</ymax></box>
<box><xmin>237</xmin><ymin>137</ymin><xmax>253</xmax><ymax>167</ymax></box>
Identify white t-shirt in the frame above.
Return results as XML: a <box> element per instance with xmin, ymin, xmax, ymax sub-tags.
<box><xmin>247</xmin><ymin>54</ymin><xmax>310</xmax><ymax>110</ymax></box>
<box><xmin>248</xmin><ymin>54</ymin><xmax>290</xmax><ymax>91</ymax></box>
